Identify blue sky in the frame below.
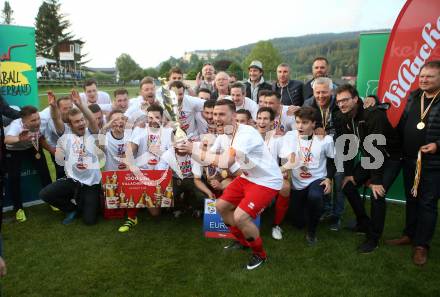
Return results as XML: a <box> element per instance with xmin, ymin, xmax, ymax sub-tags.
<box><xmin>9</xmin><ymin>0</ymin><xmax>406</xmax><ymax>68</ymax></box>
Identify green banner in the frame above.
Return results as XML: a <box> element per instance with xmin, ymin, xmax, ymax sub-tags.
<box><xmin>1</xmin><ymin>25</ymin><xmax>43</xmax><ymax>209</ymax></box>
<box><xmin>357</xmin><ymin>32</ymin><xmax>405</xmax><ymax>202</ymax></box>
<box><xmin>356</xmin><ymin>32</ymin><xmax>389</xmax><ymax>98</ymax></box>
<box><xmin>0</xmin><ymin>24</ymin><xmax>38</xmax><ymax>108</ymax></box>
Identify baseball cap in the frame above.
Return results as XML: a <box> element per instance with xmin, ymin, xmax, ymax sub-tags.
<box><xmin>248</xmin><ymin>60</ymin><xmax>263</xmax><ymax>71</ymax></box>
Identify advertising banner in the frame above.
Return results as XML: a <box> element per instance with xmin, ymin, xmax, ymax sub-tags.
<box><xmin>102</xmin><ymin>170</ymin><xmax>173</xmax><ymax>209</ymax></box>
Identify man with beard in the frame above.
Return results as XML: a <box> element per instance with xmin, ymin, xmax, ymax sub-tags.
<box><xmin>5</xmin><ymin>106</ymin><xmax>52</xmax><ymax>222</ymax></box>
<box><xmin>125</xmin><ymin>77</ymin><xmax>162</xmax><ymax>124</ymax></box>
<box><xmin>196</xmin><ymin>99</ymin><xmax>216</xmax><ymax>136</ymax></box>
<box><xmin>336</xmin><ymin>84</ymin><xmax>401</xmax><ymax>253</ymax></box>
<box><xmin>39</xmin><ymin>90</ymin><xmax>101</xmax><ymax>225</ymax></box>
<box><xmin>303</xmin><ymin>57</ymin><xmax>331</xmax><ymax>100</ymax></box>
<box><xmin>229</xmin><ymin>82</ymin><xmax>258</xmax><ymax>120</ymax></box>
<box><xmin>180</xmin><ymin>99</ymin><xmax>283</xmax><ymax>270</ymax></box>
<box><xmin>119</xmin><ymin>104</ymin><xmax>173</xmax><ymax>232</ymax></box>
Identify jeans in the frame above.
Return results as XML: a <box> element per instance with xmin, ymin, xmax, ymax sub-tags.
<box><xmin>50</xmin><ymin>152</ymin><xmax>66</xmax><ymax>180</ymax></box>
<box><xmin>323</xmin><ymin>172</ymin><xmax>345</xmax><ymax>219</ymax></box>
<box><xmin>5</xmin><ymin>148</ymin><xmax>52</xmax><ymax>211</ymax></box>
<box><xmin>290</xmin><ymin>179</ymin><xmax>325</xmax><ymax>236</ymax></box>
<box><xmin>39</xmin><ymin>177</ymin><xmax>101</xmax><ymax>225</ymax></box>
<box><xmin>342</xmin><ymin>158</ymin><xmax>402</xmax><ymax>241</ymax></box>
<box><xmin>402</xmin><ymin>160</ymin><xmax>440</xmax><ymax>248</ymax></box>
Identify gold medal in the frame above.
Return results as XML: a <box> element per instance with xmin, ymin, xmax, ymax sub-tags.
<box><xmin>35</xmin><ymin>152</ymin><xmax>41</xmax><ymax>159</ymax></box>
<box><xmin>417</xmin><ymin>122</ymin><xmax>425</xmax><ymax>130</ymax></box>
<box><xmin>221</xmin><ymin>170</ymin><xmax>228</xmax><ymax>179</ymax></box>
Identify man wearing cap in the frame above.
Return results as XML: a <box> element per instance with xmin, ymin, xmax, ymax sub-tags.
<box><xmin>244</xmin><ymin>60</ymin><xmax>272</xmax><ymax>103</ymax></box>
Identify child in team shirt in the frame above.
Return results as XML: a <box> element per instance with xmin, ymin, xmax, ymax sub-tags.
<box><xmin>280</xmin><ymin>106</ymin><xmax>336</xmax><ymax>245</ymax></box>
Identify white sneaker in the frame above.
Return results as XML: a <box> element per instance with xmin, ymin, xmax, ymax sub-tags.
<box><xmin>272</xmin><ymin>225</ymin><xmax>283</xmax><ymax>240</ymax></box>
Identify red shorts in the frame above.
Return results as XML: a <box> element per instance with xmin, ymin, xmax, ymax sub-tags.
<box><xmin>219</xmin><ymin>177</ymin><xmax>279</xmax><ymax>219</ymax></box>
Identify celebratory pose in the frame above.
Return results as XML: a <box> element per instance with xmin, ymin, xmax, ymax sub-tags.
<box><xmin>39</xmin><ymin>90</ymin><xmax>101</xmax><ymax>225</ymax></box>
<box><xmin>280</xmin><ymin>107</ymin><xmax>335</xmax><ymax>245</ymax></box>
<box><xmin>180</xmin><ymin>99</ymin><xmax>283</xmax><ymax>270</ymax></box>
<box><xmin>5</xmin><ymin>106</ymin><xmax>52</xmax><ymax>222</ymax></box>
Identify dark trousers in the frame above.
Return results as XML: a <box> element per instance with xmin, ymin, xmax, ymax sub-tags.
<box><xmin>39</xmin><ymin>177</ymin><xmax>101</xmax><ymax>225</ymax></box>
<box><xmin>5</xmin><ymin>148</ymin><xmax>52</xmax><ymax>211</ymax></box>
<box><xmin>173</xmin><ymin>177</ymin><xmax>205</xmax><ymax>211</ymax></box>
<box><xmin>50</xmin><ymin>152</ymin><xmax>66</xmax><ymax>180</ymax></box>
<box><xmin>402</xmin><ymin>160</ymin><xmax>440</xmax><ymax>248</ymax></box>
<box><xmin>290</xmin><ymin>179</ymin><xmax>325</xmax><ymax>236</ymax></box>
<box><xmin>342</xmin><ymin>158</ymin><xmax>402</xmax><ymax>241</ymax></box>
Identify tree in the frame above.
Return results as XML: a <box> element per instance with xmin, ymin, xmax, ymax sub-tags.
<box><xmin>213</xmin><ymin>59</ymin><xmax>232</xmax><ymax>71</ymax></box>
<box><xmin>242</xmin><ymin>41</ymin><xmax>282</xmax><ymax>76</ymax></box>
<box><xmin>115</xmin><ymin>53</ymin><xmax>143</xmax><ymax>83</ymax></box>
<box><xmin>143</xmin><ymin>67</ymin><xmax>159</xmax><ymax>78</ymax></box>
<box><xmin>158</xmin><ymin>61</ymin><xmax>172</xmax><ymax>78</ymax></box>
<box><xmin>35</xmin><ymin>0</ymin><xmax>73</xmax><ymax>59</ymax></box>
<box><xmin>227</xmin><ymin>62</ymin><xmax>243</xmax><ymax>80</ymax></box>
<box><xmin>1</xmin><ymin>1</ymin><xmax>13</xmax><ymax>24</ymax></box>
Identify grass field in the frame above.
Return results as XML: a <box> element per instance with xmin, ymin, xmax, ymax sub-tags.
<box><xmin>37</xmin><ymin>85</ymin><xmax>141</xmax><ymax>110</ymax></box>
<box><xmin>2</xmin><ymin>201</ymin><xmax>440</xmax><ymax>297</ymax></box>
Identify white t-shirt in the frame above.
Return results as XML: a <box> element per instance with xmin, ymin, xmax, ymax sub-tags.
<box><xmin>103</xmin><ymin>130</ymin><xmax>130</xmax><ymax>171</ymax></box>
<box><xmin>158</xmin><ymin>147</ymin><xmax>194</xmax><ymax>179</ymax></box>
<box><xmin>280</xmin><ymin>130</ymin><xmax>335</xmax><ymax>190</ymax></box>
<box><xmin>195</xmin><ymin>112</ymin><xmax>209</xmax><ymax>136</ymax></box>
<box><xmin>129</xmin><ymin>126</ymin><xmax>173</xmax><ymax>170</ymax></box>
<box><xmin>274</xmin><ymin>105</ymin><xmax>296</xmax><ymax>132</ymax></box>
<box><xmin>211</xmin><ymin>124</ymin><xmax>283</xmax><ymax>190</ymax></box>
<box><xmin>99</xmin><ymin>103</ymin><xmax>113</xmax><ymax>113</ymax></box>
<box><xmin>5</xmin><ymin>118</ymin><xmax>45</xmax><ymax>151</ymax></box>
<box><xmin>262</xmin><ymin>130</ymin><xmax>283</xmax><ymax>162</ymax></box>
<box><xmin>125</xmin><ymin>94</ymin><xmax>164</xmax><ymax>123</ymax></box>
<box><xmin>178</xmin><ymin>95</ymin><xmax>205</xmax><ymax>139</ymax></box>
<box><xmin>56</xmin><ymin>130</ymin><xmax>101</xmax><ymax>186</ymax></box>
<box><xmin>225</xmin><ymin>96</ymin><xmax>258</xmax><ymax>120</ymax></box>
<box><xmin>80</xmin><ymin>90</ymin><xmax>111</xmax><ymax>104</ymax></box>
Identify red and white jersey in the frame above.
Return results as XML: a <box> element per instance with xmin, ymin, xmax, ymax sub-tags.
<box><xmin>211</xmin><ymin>124</ymin><xmax>283</xmax><ymax>190</ymax></box>
<box><xmin>103</xmin><ymin>130</ymin><xmax>130</xmax><ymax>171</ymax></box>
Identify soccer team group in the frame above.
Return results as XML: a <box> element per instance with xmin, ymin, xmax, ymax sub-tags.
<box><xmin>4</xmin><ymin>58</ymin><xmax>440</xmax><ymax>270</ymax></box>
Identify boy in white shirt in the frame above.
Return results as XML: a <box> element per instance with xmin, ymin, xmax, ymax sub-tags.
<box><xmin>280</xmin><ymin>106</ymin><xmax>335</xmax><ymax>245</ymax></box>
<box><xmin>80</xmin><ymin>79</ymin><xmax>111</xmax><ymax>105</ymax></box>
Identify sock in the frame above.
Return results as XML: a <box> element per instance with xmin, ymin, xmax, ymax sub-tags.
<box><xmin>247</xmin><ymin>237</ymin><xmax>267</xmax><ymax>259</ymax></box>
<box><xmin>126</xmin><ymin>208</ymin><xmax>138</xmax><ymax>220</ymax></box>
<box><xmin>273</xmin><ymin>194</ymin><xmax>290</xmax><ymax>226</ymax></box>
<box><xmin>228</xmin><ymin>226</ymin><xmax>249</xmax><ymax>247</ymax></box>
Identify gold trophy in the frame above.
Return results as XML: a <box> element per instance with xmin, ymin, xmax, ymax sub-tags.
<box><xmin>159</xmin><ymin>81</ymin><xmax>188</xmax><ymax>144</ymax></box>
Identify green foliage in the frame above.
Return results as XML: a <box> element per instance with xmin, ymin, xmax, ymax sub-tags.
<box><xmin>143</xmin><ymin>67</ymin><xmax>159</xmax><ymax>78</ymax></box>
<box><xmin>227</xmin><ymin>61</ymin><xmax>243</xmax><ymax>79</ymax></box>
<box><xmin>243</xmin><ymin>41</ymin><xmax>282</xmax><ymax>75</ymax></box>
<box><xmin>213</xmin><ymin>59</ymin><xmax>232</xmax><ymax>71</ymax></box>
<box><xmin>186</xmin><ymin>69</ymin><xmax>198</xmax><ymax>80</ymax></box>
<box><xmin>115</xmin><ymin>53</ymin><xmax>143</xmax><ymax>83</ymax></box>
<box><xmin>35</xmin><ymin>0</ymin><xmax>73</xmax><ymax>59</ymax></box>
<box><xmin>1</xmin><ymin>1</ymin><xmax>13</xmax><ymax>24</ymax></box>
<box><xmin>158</xmin><ymin>61</ymin><xmax>172</xmax><ymax>78</ymax></box>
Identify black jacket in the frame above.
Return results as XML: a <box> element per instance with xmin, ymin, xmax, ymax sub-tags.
<box><xmin>303</xmin><ymin>79</ymin><xmax>314</xmax><ymax>101</ymax></box>
<box><xmin>244</xmin><ymin>80</ymin><xmax>272</xmax><ymax>103</ymax></box>
<box><xmin>272</xmin><ymin>80</ymin><xmax>304</xmax><ymax>106</ymax></box>
<box><xmin>397</xmin><ymin>89</ymin><xmax>440</xmax><ymax>170</ymax></box>
<box><xmin>336</xmin><ymin>103</ymin><xmax>401</xmax><ymax>184</ymax></box>
<box><xmin>303</xmin><ymin>95</ymin><xmax>340</xmax><ymax>137</ymax></box>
